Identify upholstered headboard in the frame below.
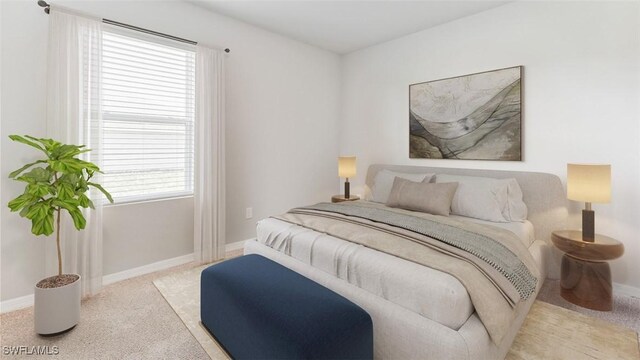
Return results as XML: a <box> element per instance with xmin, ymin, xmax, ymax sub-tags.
<box><xmin>365</xmin><ymin>164</ymin><xmax>569</xmax><ymax>247</ymax></box>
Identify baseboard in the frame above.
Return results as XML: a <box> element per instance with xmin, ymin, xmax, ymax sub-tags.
<box><xmin>2</xmin><ymin>253</ymin><xmax>195</xmax><ymax>313</ymax></box>
<box><xmin>1</xmin><ymin>241</ymin><xmax>254</xmax><ymax>314</ymax></box>
<box><xmin>225</xmin><ymin>238</ymin><xmax>253</xmax><ymax>253</ymax></box>
<box><xmin>102</xmin><ymin>253</ymin><xmax>195</xmax><ymax>286</ymax></box>
<box><xmin>0</xmin><ymin>294</ymin><xmax>34</xmax><ymax>314</ymax></box>
<box><xmin>102</xmin><ymin>240</ymin><xmax>251</xmax><ymax>287</ymax></box>
<box><xmin>614</xmin><ymin>282</ymin><xmax>640</xmax><ymax>299</ymax></box>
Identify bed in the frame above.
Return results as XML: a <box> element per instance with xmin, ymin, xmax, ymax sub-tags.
<box><xmin>244</xmin><ymin>164</ymin><xmax>568</xmax><ymax>359</ymax></box>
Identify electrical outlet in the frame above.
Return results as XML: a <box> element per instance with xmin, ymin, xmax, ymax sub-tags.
<box><xmin>245</xmin><ymin>207</ymin><xmax>253</xmax><ymax>219</ymax></box>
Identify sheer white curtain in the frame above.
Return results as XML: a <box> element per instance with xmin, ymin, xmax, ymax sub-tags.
<box><xmin>194</xmin><ymin>46</ymin><xmax>226</xmax><ymax>263</ymax></box>
<box><xmin>46</xmin><ymin>8</ymin><xmax>104</xmax><ymax>296</ymax></box>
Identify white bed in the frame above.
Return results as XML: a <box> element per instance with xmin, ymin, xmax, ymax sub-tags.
<box><xmin>244</xmin><ymin>165</ymin><xmax>568</xmax><ymax>360</ymax></box>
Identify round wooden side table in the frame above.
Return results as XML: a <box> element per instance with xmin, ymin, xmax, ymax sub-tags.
<box><xmin>331</xmin><ymin>195</ymin><xmax>360</xmax><ymax>203</ymax></box>
<box><xmin>551</xmin><ymin>230</ymin><xmax>624</xmax><ymax>311</ymax></box>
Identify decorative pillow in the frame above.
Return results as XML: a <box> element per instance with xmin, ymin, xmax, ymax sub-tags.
<box><xmin>435</xmin><ymin>174</ymin><xmax>528</xmax><ymax>222</ymax></box>
<box><xmin>386</xmin><ymin>178</ymin><xmax>458</xmax><ymax>216</ymax></box>
<box><xmin>503</xmin><ymin>179</ymin><xmax>528</xmax><ymax>221</ymax></box>
<box><xmin>370</xmin><ymin>170</ymin><xmax>435</xmax><ymax>203</ymax></box>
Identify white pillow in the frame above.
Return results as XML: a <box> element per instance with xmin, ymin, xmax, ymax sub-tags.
<box><xmin>503</xmin><ymin>179</ymin><xmax>528</xmax><ymax>221</ymax></box>
<box><xmin>371</xmin><ymin>170</ymin><xmax>435</xmax><ymax>203</ymax></box>
<box><xmin>435</xmin><ymin>174</ymin><xmax>528</xmax><ymax>222</ymax></box>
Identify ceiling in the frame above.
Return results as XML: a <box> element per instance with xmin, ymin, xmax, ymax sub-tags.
<box><xmin>189</xmin><ymin>1</ymin><xmax>511</xmax><ymax>54</ymax></box>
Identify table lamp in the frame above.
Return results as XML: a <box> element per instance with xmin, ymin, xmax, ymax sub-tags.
<box><xmin>567</xmin><ymin>164</ymin><xmax>611</xmax><ymax>242</ymax></box>
<box><xmin>338</xmin><ymin>156</ymin><xmax>356</xmax><ymax>199</ymax></box>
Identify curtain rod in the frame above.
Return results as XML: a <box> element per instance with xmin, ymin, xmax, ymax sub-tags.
<box><xmin>37</xmin><ymin>0</ymin><xmax>231</xmax><ymax>53</ymax></box>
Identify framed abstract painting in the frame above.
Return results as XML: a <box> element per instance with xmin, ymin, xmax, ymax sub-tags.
<box><xmin>409</xmin><ymin>66</ymin><xmax>522</xmax><ymax>160</ymax></box>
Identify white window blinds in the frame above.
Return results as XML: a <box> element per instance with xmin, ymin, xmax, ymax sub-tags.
<box><xmin>100</xmin><ymin>28</ymin><xmax>196</xmax><ymax>203</ymax></box>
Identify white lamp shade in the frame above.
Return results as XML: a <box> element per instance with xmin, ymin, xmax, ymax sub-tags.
<box><xmin>567</xmin><ymin>164</ymin><xmax>611</xmax><ymax>203</ymax></box>
<box><xmin>338</xmin><ymin>156</ymin><xmax>356</xmax><ymax>178</ymax></box>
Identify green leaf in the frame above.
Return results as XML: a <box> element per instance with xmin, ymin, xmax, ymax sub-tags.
<box><xmin>27</xmin><ymin>183</ymin><xmax>53</xmax><ymax>198</ymax></box>
<box><xmin>52</xmin><ymin>199</ymin><xmax>85</xmax><ymax>230</ymax></box>
<box><xmin>55</xmin><ymin>183</ymin><xmax>76</xmax><ymax>200</ymax></box>
<box><xmin>31</xmin><ymin>211</ymin><xmax>54</xmax><ymax>236</ymax></box>
<box><xmin>9</xmin><ymin>135</ymin><xmax>47</xmax><ymax>155</ymax></box>
<box><xmin>16</xmin><ymin>167</ymin><xmax>52</xmax><ymax>184</ymax></box>
<box><xmin>8</xmin><ymin>160</ymin><xmax>47</xmax><ymax>179</ymax></box>
<box><xmin>49</xmin><ymin>158</ymin><xmax>100</xmax><ymax>174</ymax></box>
<box><xmin>25</xmin><ymin>201</ymin><xmax>48</xmax><ymax>219</ymax></box>
<box><xmin>19</xmin><ymin>205</ymin><xmax>32</xmax><ymax>217</ymax></box>
<box><xmin>51</xmin><ymin>198</ymin><xmax>76</xmax><ymax>211</ymax></box>
<box><xmin>24</xmin><ymin>202</ymin><xmax>54</xmax><ymax>236</ymax></box>
<box><xmin>8</xmin><ymin>193</ymin><xmax>38</xmax><ymax>212</ymax></box>
<box><xmin>76</xmin><ymin>177</ymin><xmax>89</xmax><ymax>193</ymax></box>
<box><xmin>88</xmin><ymin>182</ymin><xmax>114</xmax><ymax>203</ymax></box>
<box><xmin>25</xmin><ymin>136</ymin><xmax>61</xmax><ymax>153</ymax></box>
<box><xmin>77</xmin><ymin>194</ymin><xmax>93</xmax><ymax>208</ymax></box>
<box><xmin>50</xmin><ymin>144</ymin><xmax>89</xmax><ymax>160</ymax></box>
<box><xmin>57</xmin><ymin>173</ymin><xmax>79</xmax><ymax>185</ymax></box>
<box><xmin>67</xmin><ymin>209</ymin><xmax>87</xmax><ymax>230</ymax></box>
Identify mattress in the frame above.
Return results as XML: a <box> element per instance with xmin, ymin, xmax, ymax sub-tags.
<box><xmin>255</xmin><ymin>216</ymin><xmax>544</xmax><ymax>331</ymax></box>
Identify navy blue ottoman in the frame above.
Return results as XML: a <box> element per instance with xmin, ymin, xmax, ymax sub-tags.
<box><xmin>201</xmin><ymin>254</ymin><xmax>373</xmax><ymax>360</ymax></box>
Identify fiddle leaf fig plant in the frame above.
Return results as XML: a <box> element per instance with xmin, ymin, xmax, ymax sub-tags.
<box><xmin>7</xmin><ymin>135</ymin><xmax>113</xmax><ymax>276</ymax></box>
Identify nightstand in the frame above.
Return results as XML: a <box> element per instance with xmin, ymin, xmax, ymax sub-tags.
<box><xmin>331</xmin><ymin>195</ymin><xmax>360</xmax><ymax>203</ymax></box>
<box><xmin>551</xmin><ymin>230</ymin><xmax>624</xmax><ymax>311</ymax></box>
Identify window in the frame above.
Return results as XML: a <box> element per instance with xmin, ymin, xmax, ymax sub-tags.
<box><xmin>99</xmin><ymin>28</ymin><xmax>195</xmax><ymax>203</ymax></box>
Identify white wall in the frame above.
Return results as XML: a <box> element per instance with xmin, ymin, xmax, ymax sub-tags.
<box><xmin>1</xmin><ymin>0</ymin><xmax>340</xmax><ymax>301</ymax></box>
<box><xmin>4</xmin><ymin>0</ymin><xmax>636</xmax><ymax>303</ymax></box>
<box><xmin>340</xmin><ymin>1</ymin><xmax>640</xmax><ymax>288</ymax></box>
<box><xmin>102</xmin><ymin>197</ymin><xmax>195</xmax><ymax>275</ymax></box>
<box><xmin>1</xmin><ymin>0</ymin><xmax>49</xmax><ymax>302</ymax></box>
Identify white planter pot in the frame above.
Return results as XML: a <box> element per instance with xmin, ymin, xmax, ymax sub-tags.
<box><xmin>34</xmin><ymin>274</ymin><xmax>81</xmax><ymax>335</ymax></box>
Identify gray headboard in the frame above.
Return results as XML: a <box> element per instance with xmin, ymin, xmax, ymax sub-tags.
<box><xmin>366</xmin><ymin>164</ymin><xmax>569</xmax><ymax>245</ymax></box>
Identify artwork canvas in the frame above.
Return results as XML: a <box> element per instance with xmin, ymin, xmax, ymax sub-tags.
<box><xmin>409</xmin><ymin>66</ymin><xmax>522</xmax><ymax>160</ymax></box>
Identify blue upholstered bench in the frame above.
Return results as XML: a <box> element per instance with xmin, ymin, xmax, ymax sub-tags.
<box><xmin>201</xmin><ymin>254</ymin><xmax>373</xmax><ymax>360</ymax></box>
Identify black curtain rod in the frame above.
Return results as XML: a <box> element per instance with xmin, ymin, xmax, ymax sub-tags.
<box><xmin>37</xmin><ymin>0</ymin><xmax>231</xmax><ymax>53</ymax></box>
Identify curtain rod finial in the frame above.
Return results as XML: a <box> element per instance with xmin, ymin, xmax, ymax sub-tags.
<box><xmin>37</xmin><ymin>0</ymin><xmax>50</xmax><ymax>13</ymax></box>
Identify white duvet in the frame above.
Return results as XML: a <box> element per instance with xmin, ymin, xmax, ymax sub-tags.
<box><xmin>255</xmin><ymin>216</ymin><xmax>544</xmax><ymax>331</ymax></box>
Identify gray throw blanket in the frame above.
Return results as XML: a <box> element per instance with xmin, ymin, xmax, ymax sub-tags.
<box><xmin>275</xmin><ymin>201</ymin><xmax>541</xmax><ymax>345</ymax></box>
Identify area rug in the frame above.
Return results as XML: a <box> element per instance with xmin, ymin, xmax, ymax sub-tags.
<box><xmin>153</xmin><ymin>264</ymin><xmax>230</xmax><ymax>360</ymax></box>
<box><xmin>154</xmin><ymin>265</ymin><xmax>640</xmax><ymax>360</ymax></box>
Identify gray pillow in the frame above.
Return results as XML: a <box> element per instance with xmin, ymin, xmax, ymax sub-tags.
<box><xmin>386</xmin><ymin>178</ymin><xmax>458</xmax><ymax>216</ymax></box>
<box><xmin>370</xmin><ymin>170</ymin><xmax>435</xmax><ymax>203</ymax></box>
<box><xmin>435</xmin><ymin>174</ymin><xmax>528</xmax><ymax>222</ymax></box>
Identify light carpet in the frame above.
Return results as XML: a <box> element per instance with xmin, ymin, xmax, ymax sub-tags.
<box><xmin>0</xmin><ymin>262</ymin><xmax>209</xmax><ymax>360</ymax></box>
<box><xmin>2</xmin><ymin>252</ymin><xmax>637</xmax><ymax>359</ymax></box>
<box><xmin>537</xmin><ymin>279</ymin><xmax>640</xmax><ymax>337</ymax></box>
<box><xmin>154</xmin><ymin>264</ymin><xmax>640</xmax><ymax>360</ymax></box>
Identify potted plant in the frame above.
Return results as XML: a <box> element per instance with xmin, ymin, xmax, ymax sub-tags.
<box><xmin>7</xmin><ymin>135</ymin><xmax>113</xmax><ymax>335</ymax></box>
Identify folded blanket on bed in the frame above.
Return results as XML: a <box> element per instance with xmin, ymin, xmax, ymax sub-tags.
<box><xmin>274</xmin><ymin>201</ymin><xmax>540</xmax><ymax>345</ymax></box>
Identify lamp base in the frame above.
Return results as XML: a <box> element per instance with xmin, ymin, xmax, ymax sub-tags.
<box><xmin>582</xmin><ymin>209</ymin><xmax>595</xmax><ymax>242</ymax></box>
<box><xmin>344</xmin><ymin>180</ymin><xmax>350</xmax><ymax>199</ymax></box>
